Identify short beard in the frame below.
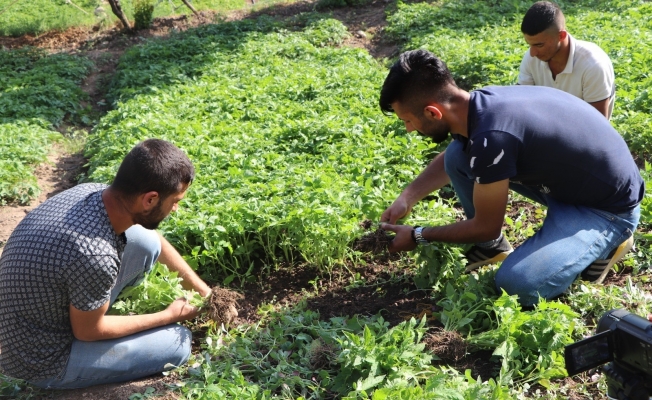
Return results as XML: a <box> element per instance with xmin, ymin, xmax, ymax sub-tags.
<box><xmin>132</xmin><ymin>202</ymin><xmax>166</xmax><ymax>230</ymax></box>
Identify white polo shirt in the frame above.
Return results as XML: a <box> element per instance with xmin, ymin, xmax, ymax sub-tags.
<box><xmin>518</xmin><ymin>34</ymin><xmax>615</xmax><ymax>117</ymax></box>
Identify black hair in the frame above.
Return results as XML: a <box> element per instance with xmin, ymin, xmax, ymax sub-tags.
<box><xmin>521</xmin><ymin>1</ymin><xmax>565</xmax><ymax>36</ymax></box>
<box><xmin>379</xmin><ymin>49</ymin><xmax>456</xmax><ymax>115</ymax></box>
<box><xmin>111</xmin><ymin>138</ymin><xmax>195</xmax><ymax>200</ymax></box>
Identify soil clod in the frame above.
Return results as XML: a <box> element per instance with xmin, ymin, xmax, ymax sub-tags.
<box><xmin>207</xmin><ymin>287</ymin><xmax>244</xmax><ymax>325</ymax></box>
<box><xmin>353</xmin><ymin>221</ymin><xmax>394</xmax><ymax>254</ymax></box>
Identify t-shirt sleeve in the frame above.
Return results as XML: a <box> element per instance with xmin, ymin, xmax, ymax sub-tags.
<box><xmin>517</xmin><ymin>52</ymin><xmax>535</xmax><ymax>85</ymax></box>
<box><xmin>468</xmin><ymin>131</ymin><xmax>521</xmax><ymax>184</ymax></box>
<box><xmin>67</xmin><ymin>255</ymin><xmax>118</xmax><ymax>311</ymax></box>
<box><xmin>581</xmin><ymin>57</ymin><xmax>614</xmax><ymax>103</ymax></box>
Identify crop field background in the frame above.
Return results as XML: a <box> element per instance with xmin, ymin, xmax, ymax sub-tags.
<box><xmin>1</xmin><ymin>0</ymin><xmax>652</xmax><ymax>399</ymax></box>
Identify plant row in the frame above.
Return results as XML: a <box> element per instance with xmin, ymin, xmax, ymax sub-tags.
<box><xmin>0</xmin><ymin>47</ymin><xmax>92</xmax><ymax>204</ymax></box>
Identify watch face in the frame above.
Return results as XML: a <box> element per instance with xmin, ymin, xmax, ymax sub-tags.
<box><xmin>415</xmin><ymin>227</ymin><xmax>428</xmax><ymax>245</ymax></box>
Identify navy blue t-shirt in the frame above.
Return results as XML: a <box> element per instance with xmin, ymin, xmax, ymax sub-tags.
<box><xmin>459</xmin><ymin>85</ymin><xmax>643</xmax><ymax>213</ymax></box>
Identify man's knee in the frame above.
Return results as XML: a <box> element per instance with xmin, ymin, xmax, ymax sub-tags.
<box><xmin>125</xmin><ymin>225</ymin><xmax>162</xmax><ymax>261</ymax></box>
<box><xmin>164</xmin><ymin>325</ymin><xmax>193</xmax><ymax>368</ymax></box>
<box><xmin>494</xmin><ymin>263</ymin><xmax>542</xmax><ymax>307</ymax></box>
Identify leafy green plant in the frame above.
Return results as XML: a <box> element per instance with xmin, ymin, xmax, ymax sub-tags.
<box><xmin>0</xmin><ymin>121</ymin><xmax>60</xmax><ymax>204</ymax></box>
<box><xmin>435</xmin><ymin>277</ymin><xmax>496</xmax><ymax>335</ymax></box>
<box><xmin>564</xmin><ymin>278</ymin><xmax>652</xmax><ymax>324</ymax></box>
<box><xmin>110</xmin><ymin>263</ymin><xmax>206</xmax><ymax>315</ymax></box>
<box><xmin>133</xmin><ymin>0</ymin><xmax>155</xmax><ymax>29</ymax></box>
<box><xmin>332</xmin><ymin>317</ymin><xmax>435</xmax><ymax>396</ymax></box>
<box><xmin>84</xmin><ymin>17</ymin><xmax>435</xmax><ymax>283</ymax></box>
<box><xmin>467</xmin><ymin>293</ymin><xmax>579</xmax><ymax>388</ymax></box>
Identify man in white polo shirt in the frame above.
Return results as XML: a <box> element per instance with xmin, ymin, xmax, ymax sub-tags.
<box><xmin>518</xmin><ymin>1</ymin><xmax>615</xmax><ymax>119</ymax></box>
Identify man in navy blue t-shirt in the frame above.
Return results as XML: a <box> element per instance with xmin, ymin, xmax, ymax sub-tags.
<box><xmin>378</xmin><ymin>49</ymin><xmax>643</xmax><ymax>307</ymax></box>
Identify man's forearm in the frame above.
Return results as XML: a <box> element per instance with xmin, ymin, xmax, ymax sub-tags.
<box><xmin>401</xmin><ymin>151</ymin><xmax>450</xmax><ymax>205</ymax></box>
<box><xmin>70</xmin><ymin>298</ymin><xmax>197</xmax><ymax>341</ymax></box>
<box><xmin>420</xmin><ymin>218</ymin><xmax>501</xmax><ymax>244</ymax></box>
<box><xmin>157</xmin><ymin>233</ymin><xmax>211</xmax><ymax>297</ymax></box>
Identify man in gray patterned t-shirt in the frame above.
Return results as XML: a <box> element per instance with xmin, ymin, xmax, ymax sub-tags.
<box><xmin>0</xmin><ymin>139</ymin><xmax>212</xmax><ymax>389</ymax></box>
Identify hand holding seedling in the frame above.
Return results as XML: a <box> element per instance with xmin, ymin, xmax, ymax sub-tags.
<box><xmin>381</xmin><ymin>197</ymin><xmax>412</xmax><ymax>225</ymax></box>
<box><xmin>379</xmin><ymin>223</ymin><xmax>417</xmax><ymax>253</ymax></box>
<box><xmin>166</xmin><ymin>297</ymin><xmax>201</xmax><ymax>322</ymax></box>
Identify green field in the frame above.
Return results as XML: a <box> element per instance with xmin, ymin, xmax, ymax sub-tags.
<box><xmin>1</xmin><ymin>0</ymin><xmax>652</xmax><ymax>398</ymax></box>
<box><xmin>0</xmin><ymin>0</ymin><xmax>246</xmax><ymax>36</ymax></box>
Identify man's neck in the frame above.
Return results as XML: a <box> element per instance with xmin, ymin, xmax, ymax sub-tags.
<box><xmin>446</xmin><ymin>89</ymin><xmax>471</xmax><ymax>138</ymax></box>
<box><xmin>101</xmin><ymin>187</ymin><xmax>133</xmax><ymax>235</ymax></box>
<box><xmin>548</xmin><ymin>35</ymin><xmax>571</xmax><ymax>78</ymax></box>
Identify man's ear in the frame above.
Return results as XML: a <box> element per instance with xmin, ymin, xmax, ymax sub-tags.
<box><xmin>558</xmin><ymin>30</ymin><xmax>568</xmax><ymax>42</ymax></box>
<box><xmin>423</xmin><ymin>104</ymin><xmax>443</xmax><ymax>121</ymax></box>
<box><xmin>140</xmin><ymin>191</ymin><xmax>160</xmax><ymax>211</ymax></box>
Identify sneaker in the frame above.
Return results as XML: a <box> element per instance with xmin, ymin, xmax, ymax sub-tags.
<box><xmin>581</xmin><ymin>236</ymin><xmax>634</xmax><ymax>284</ymax></box>
<box><xmin>464</xmin><ymin>236</ymin><xmax>514</xmax><ymax>272</ymax></box>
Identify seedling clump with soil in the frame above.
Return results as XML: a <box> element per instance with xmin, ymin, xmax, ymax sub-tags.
<box><xmin>353</xmin><ymin>219</ymin><xmax>394</xmax><ymax>254</ymax></box>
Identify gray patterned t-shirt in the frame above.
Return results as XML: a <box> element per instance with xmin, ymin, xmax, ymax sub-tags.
<box><xmin>0</xmin><ymin>183</ymin><xmax>127</xmax><ymax>381</ymax></box>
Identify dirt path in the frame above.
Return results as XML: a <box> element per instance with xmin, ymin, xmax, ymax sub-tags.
<box><xmin>0</xmin><ymin>147</ymin><xmax>84</xmax><ymax>255</ymax></box>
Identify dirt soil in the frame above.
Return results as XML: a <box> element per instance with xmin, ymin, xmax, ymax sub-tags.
<box><xmin>0</xmin><ymin>2</ymin><xmax>624</xmax><ymax>399</ymax></box>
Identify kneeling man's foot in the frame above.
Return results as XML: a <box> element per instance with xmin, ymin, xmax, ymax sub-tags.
<box><xmin>581</xmin><ymin>236</ymin><xmax>634</xmax><ymax>284</ymax></box>
<box><xmin>464</xmin><ymin>236</ymin><xmax>513</xmax><ymax>272</ymax></box>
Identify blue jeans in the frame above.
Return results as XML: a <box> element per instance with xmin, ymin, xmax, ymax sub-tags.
<box><xmin>444</xmin><ymin>140</ymin><xmax>641</xmax><ymax>306</ymax></box>
<box><xmin>31</xmin><ymin>225</ymin><xmax>193</xmax><ymax>389</ymax></box>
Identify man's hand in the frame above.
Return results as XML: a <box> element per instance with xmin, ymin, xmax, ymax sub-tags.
<box><xmin>648</xmin><ymin>313</ymin><xmax>652</xmax><ymax>322</ymax></box>
<box><xmin>381</xmin><ymin>198</ymin><xmax>412</xmax><ymax>225</ymax></box>
<box><xmin>380</xmin><ymin>223</ymin><xmax>417</xmax><ymax>253</ymax></box>
<box><xmin>165</xmin><ymin>298</ymin><xmax>201</xmax><ymax>323</ymax></box>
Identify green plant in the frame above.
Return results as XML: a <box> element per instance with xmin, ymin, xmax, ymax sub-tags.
<box><xmin>133</xmin><ymin>0</ymin><xmax>155</xmax><ymax>29</ymax></box>
<box><xmin>109</xmin><ymin>263</ymin><xmax>206</xmax><ymax>315</ymax></box>
<box><xmin>467</xmin><ymin>293</ymin><xmax>579</xmax><ymax>388</ymax></box>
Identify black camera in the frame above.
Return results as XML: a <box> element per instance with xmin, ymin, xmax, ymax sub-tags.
<box><xmin>564</xmin><ymin>309</ymin><xmax>652</xmax><ymax>400</ymax></box>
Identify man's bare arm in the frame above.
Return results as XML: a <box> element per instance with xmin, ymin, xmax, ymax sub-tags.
<box><xmin>157</xmin><ymin>232</ymin><xmax>211</xmax><ymax>297</ymax></box>
<box><xmin>69</xmin><ymin>298</ymin><xmax>198</xmax><ymax>341</ymax></box>
<box><xmin>381</xmin><ymin>179</ymin><xmax>509</xmax><ymax>252</ymax></box>
<box><xmin>420</xmin><ymin>179</ymin><xmax>509</xmax><ymax>243</ymax></box>
<box><xmin>589</xmin><ymin>98</ymin><xmax>610</xmax><ymax>119</ymax></box>
<box><xmin>381</xmin><ymin>151</ymin><xmax>451</xmax><ymax>224</ymax></box>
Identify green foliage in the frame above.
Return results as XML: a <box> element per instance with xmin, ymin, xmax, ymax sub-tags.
<box><xmin>0</xmin><ymin>0</ymin><xmax>98</xmax><ymax>36</ymax></box>
<box><xmin>182</xmin><ymin>306</ymin><xmax>499</xmax><ymax>399</ymax></box>
<box><xmin>435</xmin><ymin>274</ymin><xmax>497</xmax><ymax>335</ymax></box>
<box><xmin>0</xmin><ymin>47</ymin><xmax>91</xmax><ymax>204</ymax></box>
<box><xmin>183</xmin><ymin>307</ymin><xmax>353</xmax><ymax>399</ymax></box>
<box><xmin>133</xmin><ymin>0</ymin><xmax>155</xmax><ymax>30</ymax></box>
<box><xmin>467</xmin><ymin>294</ymin><xmax>579</xmax><ymax>388</ymax></box>
<box><xmin>0</xmin><ymin>47</ymin><xmax>93</xmax><ymax>127</ymax></box>
<box><xmin>332</xmin><ymin>317</ymin><xmax>435</xmax><ymax>396</ymax></box>
<box><xmin>0</xmin><ymin>0</ymin><xmax>249</xmax><ymax>36</ymax></box>
<box><xmin>355</xmin><ymin>369</ymin><xmax>510</xmax><ymax>400</ymax></box>
<box><xmin>564</xmin><ymin>278</ymin><xmax>652</xmax><ymax>324</ymax></box>
<box><xmin>0</xmin><ymin>374</ymin><xmax>28</xmax><ymax>398</ymax></box>
<box><xmin>0</xmin><ymin>121</ymin><xmax>59</xmax><ymax>204</ymax></box>
<box><xmin>639</xmin><ymin>164</ymin><xmax>652</xmax><ymax>228</ymax></box>
<box><xmin>85</xmin><ymin>17</ymin><xmax>438</xmax><ymax>282</ymax></box>
<box><xmin>110</xmin><ymin>263</ymin><xmax>206</xmax><ymax>315</ymax></box>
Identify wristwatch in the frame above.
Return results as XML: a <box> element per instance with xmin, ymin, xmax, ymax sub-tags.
<box><xmin>412</xmin><ymin>226</ymin><xmax>429</xmax><ymax>245</ymax></box>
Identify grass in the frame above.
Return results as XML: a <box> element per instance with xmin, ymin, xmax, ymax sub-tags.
<box><xmin>0</xmin><ymin>0</ymin><xmax>247</xmax><ymax>36</ymax></box>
